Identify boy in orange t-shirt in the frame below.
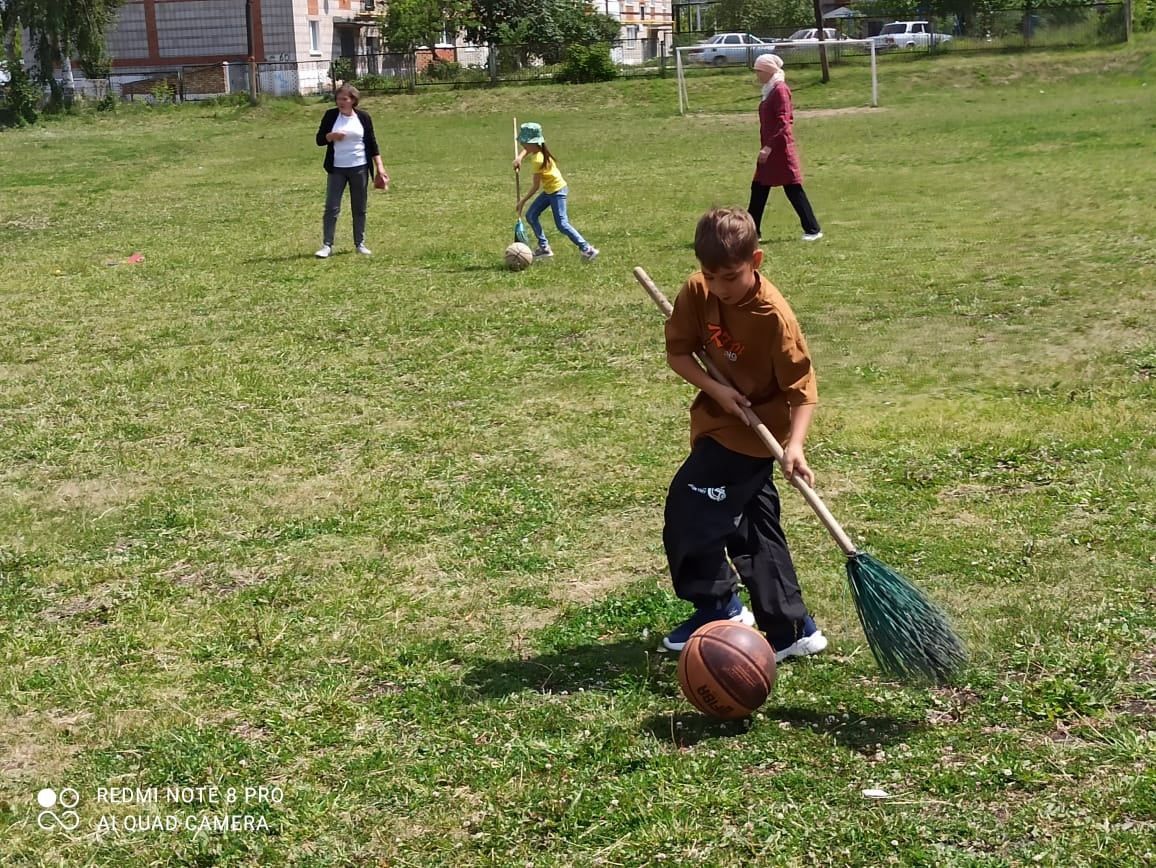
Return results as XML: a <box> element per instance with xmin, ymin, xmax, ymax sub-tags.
<box><xmin>660</xmin><ymin>207</ymin><xmax>827</xmax><ymax>662</ymax></box>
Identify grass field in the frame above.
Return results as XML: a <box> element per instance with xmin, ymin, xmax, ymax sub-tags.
<box><xmin>1</xmin><ymin>39</ymin><xmax>1154</xmax><ymax>866</ymax></box>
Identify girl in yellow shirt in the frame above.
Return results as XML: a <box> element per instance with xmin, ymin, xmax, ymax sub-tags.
<box><xmin>513</xmin><ymin>122</ymin><xmax>599</xmax><ymax>262</ymax></box>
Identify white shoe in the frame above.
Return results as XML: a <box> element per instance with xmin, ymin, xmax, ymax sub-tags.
<box><xmin>580</xmin><ymin>246</ymin><xmax>600</xmax><ymax>262</ymax></box>
<box><xmin>533</xmin><ymin>246</ymin><xmax>554</xmax><ymax>260</ymax></box>
<box><xmin>802</xmin><ymin>232</ymin><xmax>824</xmax><ymax>242</ymax></box>
<box><xmin>315</xmin><ymin>244</ymin><xmax>332</xmax><ymax>259</ymax></box>
<box><xmin>356</xmin><ymin>243</ymin><xmax>372</xmax><ymax>256</ymax></box>
<box><xmin>774</xmin><ymin>629</ymin><xmax>828</xmax><ymax>663</ymax></box>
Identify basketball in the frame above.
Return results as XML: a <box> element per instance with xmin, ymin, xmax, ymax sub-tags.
<box><xmin>504</xmin><ymin>242</ymin><xmax>533</xmax><ymax>271</ymax></box>
<box><xmin>677</xmin><ymin>621</ymin><xmax>777</xmax><ymax>720</ymax></box>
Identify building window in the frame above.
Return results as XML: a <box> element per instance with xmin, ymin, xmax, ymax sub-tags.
<box><xmin>640</xmin><ymin>3</ymin><xmax>646</xmax><ymax>20</ymax></box>
<box><xmin>309</xmin><ymin>21</ymin><xmax>320</xmax><ymax>53</ymax></box>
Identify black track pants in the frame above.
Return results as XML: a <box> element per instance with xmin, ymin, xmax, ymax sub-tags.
<box><xmin>663</xmin><ymin>436</ymin><xmax>810</xmax><ymax>634</ymax></box>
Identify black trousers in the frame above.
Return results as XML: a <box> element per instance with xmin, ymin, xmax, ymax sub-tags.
<box><xmin>322</xmin><ymin>165</ymin><xmax>369</xmax><ymax>246</ymax></box>
<box><xmin>663</xmin><ymin>436</ymin><xmax>810</xmax><ymax>637</ymax></box>
<box><xmin>748</xmin><ymin>182</ymin><xmax>821</xmax><ymax>237</ymax></box>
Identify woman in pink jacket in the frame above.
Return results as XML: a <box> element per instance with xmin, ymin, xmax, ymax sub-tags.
<box><xmin>748</xmin><ymin>54</ymin><xmax>822</xmax><ymax>242</ymax></box>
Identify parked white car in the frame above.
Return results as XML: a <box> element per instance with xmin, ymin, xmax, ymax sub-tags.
<box><xmin>685</xmin><ymin>33</ymin><xmax>778</xmax><ymax>66</ymax></box>
<box><xmin>873</xmin><ymin>21</ymin><xmax>953</xmax><ymax>51</ymax></box>
<box><xmin>773</xmin><ymin>28</ymin><xmax>860</xmax><ymax>61</ymax></box>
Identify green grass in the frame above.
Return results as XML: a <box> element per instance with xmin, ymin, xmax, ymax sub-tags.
<box><xmin>1</xmin><ymin>37</ymin><xmax>1154</xmax><ymax>866</ymax></box>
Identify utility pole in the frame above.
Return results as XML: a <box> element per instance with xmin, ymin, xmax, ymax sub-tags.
<box><xmin>245</xmin><ymin>0</ymin><xmax>258</xmax><ymax>104</ymax></box>
<box><xmin>812</xmin><ymin>0</ymin><xmax>830</xmax><ymax>82</ymax></box>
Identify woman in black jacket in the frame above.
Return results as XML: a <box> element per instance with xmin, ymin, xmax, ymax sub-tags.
<box><xmin>314</xmin><ymin>84</ymin><xmax>388</xmax><ymax>258</ymax></box>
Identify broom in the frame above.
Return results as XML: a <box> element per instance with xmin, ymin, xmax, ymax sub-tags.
<box><xmin>634</xmin><ymin>267</ymin><xmax>967</xmax><ymax>684</ymax></box>
<box><xmin>513</xmin><ymin>116</ymin><xmax>529</xmax><ymax>245</ymax></box>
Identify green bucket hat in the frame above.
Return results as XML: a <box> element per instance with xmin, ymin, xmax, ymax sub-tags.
<box><xmin>517</xmin><ymin>122</ymin><xmax>545</xmax><ymax>145</ymax></box>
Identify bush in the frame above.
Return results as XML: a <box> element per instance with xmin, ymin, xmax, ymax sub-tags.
<box><xmin>424</xmin><ymin>60</ymin><xmax>461</xmax><ymax>80</ymax></box>
<box><xmin>1135</xmin><ymin>0</ymin><xmax>1156</xmax><ymax>32</ymax></box>
<box><xmin>557</xmin><ymin>44</ymin><xmax>618</xmax><ymax>84</ymax></box>
<box><xmin>150</xmin><ymin>80</ymin><xmax>177</xmax><ymax>104</ymax></box>
<box><xmin>0</xmin><ymin>65</ymin><xmax>41</xmax><ymax>127</ymax></box>
<box><xmin>206</xmin><ymin>92</ymin><xmax>252</xmax><ymax>107</ymax></box>
<box><xmin>329</xmin><ymin>57</ymin><xmax>355</xmax><ymax>86</ymax></box>
<box><xmin>352</xmin><ymin>73</ymin><xmax>398</xmax><ymax>92</ymax></box>
<box><xmin>96</xmin><ymin>91</ymin><xmax>118</xmax><ymax>112</ymax></box>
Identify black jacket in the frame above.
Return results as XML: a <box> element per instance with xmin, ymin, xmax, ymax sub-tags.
<box><xmin>316</xmin><ymin>107</ymin><xmax>381</xmax><ymax>178</ymax></box>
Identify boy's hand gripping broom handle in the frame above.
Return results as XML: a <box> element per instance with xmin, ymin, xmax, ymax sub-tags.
<box><xmin>634</xmin><ymin>266</ymin><xmax>859</xmax><ymax>558</ymax></box>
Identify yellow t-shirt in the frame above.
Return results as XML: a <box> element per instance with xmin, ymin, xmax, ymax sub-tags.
<box><xmin>526</xmin><ymin>151</ymin><xmax>566</xmax><ymax>194</ymax></box>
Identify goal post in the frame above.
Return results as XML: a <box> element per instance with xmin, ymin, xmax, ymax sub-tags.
<box><xmin>674</xmin><ymin>38</ymin><xmax>879</xmax><ymax>115</ymax></box>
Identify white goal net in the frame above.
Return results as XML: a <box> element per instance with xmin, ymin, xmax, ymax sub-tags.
<box><xmin>674</xmin><ymin>38</ymin><xmax>879</xmax><ymax>115</ymax></box>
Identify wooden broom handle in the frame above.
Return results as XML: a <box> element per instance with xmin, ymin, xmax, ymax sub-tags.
<box><xmin>513</xmin><ymin>116</ymin><xmax>521</xmax><ymax>203</ymax></box>
<box><xmin>633</xmin><ymin>266</ymin><xmax>858</xmax><ymax>557</ymax></box>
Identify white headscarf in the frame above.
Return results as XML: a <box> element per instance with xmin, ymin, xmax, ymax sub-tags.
<box><xmin>754</xmin><ymin>54</ymin><xmax>786</xmax><ymax>101</ymax></box>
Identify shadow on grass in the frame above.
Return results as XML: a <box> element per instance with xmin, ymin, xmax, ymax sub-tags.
<box><xmin>464</xmin><ymin>639</ymin><xmax>663</xmax><ymax>697</ymax></box>
<box><xmin>244</xmin><ymin>253</ymin><xmax>332</xmax><ymax>264</ymax></box>
<box><xmin>642</xmin><ymin>704</ymin><xmax>925</xmax><ymax>750</ymax></box>
<box><xmin>443</xmin><ymin>263</ymin><xmax>515</xmax><ymax>274</ymax></box>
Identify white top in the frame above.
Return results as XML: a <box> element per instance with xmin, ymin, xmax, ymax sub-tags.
<box><xmin>332</xmin><ymin>111</ymin><xmax>366</xmax><ymax>168</ymax></box>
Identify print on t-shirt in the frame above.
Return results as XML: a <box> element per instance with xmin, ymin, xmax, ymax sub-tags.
<box><xmin>707</xmin><ymin>323</ymin><xmax>745</xmax><ymax>362</ymax></box>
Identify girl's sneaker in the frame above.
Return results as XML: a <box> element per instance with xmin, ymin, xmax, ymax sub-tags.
<box><xmin>769</xmin><ymin>615</ymin><xmax>828</xmax><ymax>663</ymax></box>
<box><xmin>533</xmin><ymin>246</ymin><xmax>554</xmax><ymax>260</ymax></box>
<box><xmin>315</xmin><ymin>244</ymin><xmax>332</xmax><ymax>259</ymax></box>
<box><xmin>580</xmin><ymin>246</ymin><xmax>600</xmax><ymax>262</ymax></box>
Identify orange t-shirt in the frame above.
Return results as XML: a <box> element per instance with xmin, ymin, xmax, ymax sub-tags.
<box><xmin>664</xmin><ymin>271</ymin><xmax>818</xmax><ymax>457</ymax></box>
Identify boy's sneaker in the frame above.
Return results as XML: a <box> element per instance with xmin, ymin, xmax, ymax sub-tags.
<box><xmin>802</xmin><ymin>232</ymin><xmax>824</xmax><ymax>242</ymax></box>
<box><xmin>580</xmin><ymin>246</ymin><xmax>600</xmax><ymax>262</ymax></box>
<box><xmin>770</xmin><ymin>615</ymin><xmax>828</xmax><ymax>663</ymax></box>
<box><xmin>533</xmin><ymin>246</ymin><xmax>554</xmax><ymax>260</ymax></box>
<box><xmin>662</xmin><ymin>592</ymin><xmax>756</xmax><ymax>652</ymax></box>
<box><xmin>356</xmin><ymin>243</ymin><xmax>372</xmax><ymax>256</ymax></box>
<box><xmin>315</xmin><ymin>244</ymin><xmax>332</xmax><ymax>259</ymax></box>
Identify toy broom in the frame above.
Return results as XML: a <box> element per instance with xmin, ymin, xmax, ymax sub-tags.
<box><xmin>513</xmin><ymin>116</ymin><xmax>529</xmax><ymax>245</ymax></box>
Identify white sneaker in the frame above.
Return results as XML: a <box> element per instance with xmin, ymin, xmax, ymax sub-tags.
<box><xmin>315</xmin><ymin>244</ymin><xmax>332</xmax><ymax>259</ymax></box>
<box><xmin>356</xmin><ymin>243</ymin><xmax>372</xmax><ymax>256</ymax></box>
<box><xmin>533</xmin><ymin>246</ymin><xmax>554</xmax><ymax>260</ymax></box>
<box><xmin>580</xmin><ymin>246</ymin><xmax>600</xmax><ymax>262</ymax></box>
<box><xmin>774</xmin><ymin>629</ymin><xmax>828</xmax><ymax>663</ymax></box>
<box><xmin>802</xmin><ymin>232</ymin><xmax>824</xmax><ymax>242</ymax></box>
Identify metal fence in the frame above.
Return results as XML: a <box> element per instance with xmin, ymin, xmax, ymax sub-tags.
<box><xmin>55</xmin><ymin>38</ymin><xmax>669</xmax><ymax>102</ymax></box>
<box><xmin>672</xmin><ymin>2</ymin><xmax>1127</xmax><ymax>58</ymax></box>
<box><xmin>337</xmin><ymin>37</ymin><xmax>670</xmax><ymax>91</ymax></box>
<box><xmin>53</xmin><ymin>5</ymin><xmax>1124</xmax><ymax>104</ymax></box>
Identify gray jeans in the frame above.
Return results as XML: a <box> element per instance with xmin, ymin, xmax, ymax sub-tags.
<box><xmin>322</xmin><ymin>165</ymin><xmax>369</xmax><ymax>246</ymax></box>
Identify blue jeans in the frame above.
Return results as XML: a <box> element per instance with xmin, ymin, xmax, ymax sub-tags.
<box><xmin>526</xmin><ymin>187</ymin><xmax>588</xmax><ymax>250</ymax></box>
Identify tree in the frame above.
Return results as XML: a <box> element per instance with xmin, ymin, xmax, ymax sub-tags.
<box><xmin>465</xmin><ymin>0</ymin><xmax>616</xmax><ymax>46</ymax></box>
<box><xmin>379</xmin><ymin>0</ymin><xmax>475</xmax><ymax>52</ymax></box>
<box><xmin>1</xmin><ymin>0</ymin><xmax>123</xmax><ymax>108</ymax></box>
<box><xmin>711</xmin><ymin>0</ymin><xmax>813</xmax><ymax>34</ymax></box>
<box><xmin>464</xmin><ymin>0</ymin><xmax>524</xmax><ymax>44</ymax></box>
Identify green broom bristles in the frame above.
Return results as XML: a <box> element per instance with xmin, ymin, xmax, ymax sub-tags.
<box><xmin>514</xmin><ymin>218</ymin><xmax>529</xmax><ymax>245</ymax></box>
<box><xmin>846</xmin><ymin>552</ymin><xmax>967</xmax><ymax>683</ymax></box>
